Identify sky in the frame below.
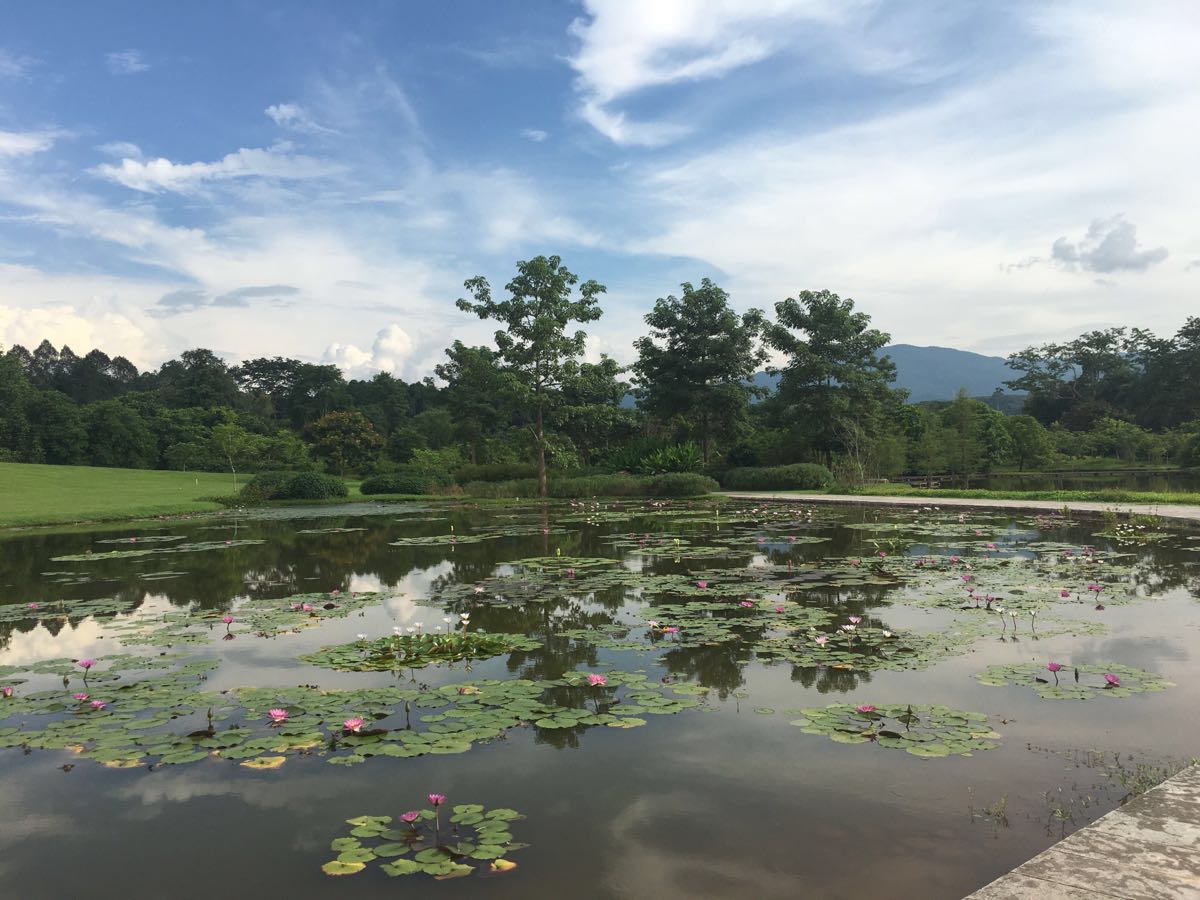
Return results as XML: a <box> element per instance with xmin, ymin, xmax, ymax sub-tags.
<box><xmin>0</xmin><ymin>0</ymin><xmax>1197</xmax><ymax>380</ymax></box>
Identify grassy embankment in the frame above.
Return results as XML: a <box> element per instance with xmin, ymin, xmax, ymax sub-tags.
<box><xmin>0</xmin><ymin>462</ymin><xmax>240</xmax><ymax>528</ymax></box>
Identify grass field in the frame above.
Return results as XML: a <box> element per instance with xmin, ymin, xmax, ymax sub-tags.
<box><xmin>0</xmin><ymin>462</ymin><xmax>238</xmax><ymax>528</ymax></box>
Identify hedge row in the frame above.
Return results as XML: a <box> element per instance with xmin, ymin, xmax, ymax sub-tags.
<box><xmin>720</xmin><ymin>463</ymin><xmax>834</xmax><ymax>491</ymax></box>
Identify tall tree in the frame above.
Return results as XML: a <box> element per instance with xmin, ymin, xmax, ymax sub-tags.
<box><xmin>435</xmin><ymin>341</ymin><xmax>518</xmax><ymax>463</ymax></box>
<box><xmin>305</xmin><ymin>410</ymin><xmax>383</xmax><ymax>476</ymax></box>
<box><xmin>766</xmin><ymin>289</ymin><xmax>901</xmax><ymax>465</ymax></box>
<box><xmin>632</xmin><ymin>279</ymin><xmax>766</xmax><ymax>463</ymax></box>
<box><xmin>456</xmin><ymin>255</ymin><xmax>606</xmax><ymax>495</ymax></box>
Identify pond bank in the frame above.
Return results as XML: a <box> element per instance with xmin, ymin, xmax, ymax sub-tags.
<box><xmin>965</xmin><ymin>763</ymin><xmax>1200</xmax><ymax>898</ymax></box>
<box><xmin>720</xmin><ymin>491</ymin><xmax>1200</xmax><ymax>525</ymax></box>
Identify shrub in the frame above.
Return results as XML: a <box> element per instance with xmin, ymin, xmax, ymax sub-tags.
<box><xmin>721</xmin><ymin>464</ymin><xmax>834</xmax><ymax>491</ymax></box>
<box><xmin>240</xmin><ymin>471</ymin><xmax>302</xmax><ymax>501</ymax></box>
<box><xmin>454</xmin><ymin>462</ymin><xmax>539</xmax><ymax>483</ymax></box>
<box><xmin>461</xmin><ymin>473</ymin><xmax>717</xmax><ymax>498</ymax></box>
<box><xmin>274</xmin><ymin>472</ymin><xmax>348</xmax><ymax>500</ymax></box>
<box><xmin>635</xmin><ymin>442</ymin><xmax>703</xmax><ymax>475</ymax></box>
<box><xmin>646</xmin><ymin>472</ymin><xmax>720</xmax><ymax>496</ymax></box>
<box><xmin>360</xmin><ymin>472</ymin><xmax>433</xmax><ymax>495</ymax></box>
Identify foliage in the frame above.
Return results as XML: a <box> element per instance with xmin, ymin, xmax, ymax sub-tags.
<box><xmin>456</xmin><ymin>255</ymin><xmax>606</xmax><ymax>495</ymax></box>
<box><xmin>454</xmin><ymin>462</ymin><xmax>538</xmax><ymax>482</ymax></box>
<box><xmin>632</xmin><ymin>279</ymin><xmax>766</xmax><ymax>462</ymax></box>
<box><xmin>721</xmin><ymin>463</ymin><xmax>833</xmax><ymax>490</ymax></box>
<box><xmin>272</xmin><ymin>472</ymin><xmax>349</xmax><ymax>500</ymax></box>
<box><xmin>634</xmin><ymin>442</ymin><xmax>704</xmax><ymax>475</ymax></box>
<box><xmin>359</xmin><ymin>472</ymin><xmax>435</xmax><ymax>495</ymax></box>
<box><xmin>462</xmin><ymin>473</ymin><xmax>717</xmax><ymax>498</ymax></box>
<box><xmin>305</xmin><ymin>410</ymin><xmax>384</xmax><ymax>476</ymax></box>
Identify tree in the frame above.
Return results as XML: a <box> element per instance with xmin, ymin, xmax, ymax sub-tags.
<box><xmin>305</xmin><ymin>410</ymin><xmax>383</xmax><ymax>476</ymax></box>
<box><xmin>0</xmin><ymin>352</ymin><xmax>33</xmax><ymax>460</ymax></box>
<box><xmin>435</xmin><ymin>342</ymin><xmax>518</xmax><ymax>463</ymax></box>
<box><xmin>210</xmin><ymin>422</ymin><xmax>260</xmax><ymax>491</ymax></box>
<box><xmin>632</xmin><ymin>279</ymin><xmax>766</xmax><ymax>463</ymax></box>
<box><xmin>456</xmin><ymin>255</ymin><xmax>606</xmax><ymax>496</ymax></box>
<box><xmin>85</xmin><ymin>401</ymin><xmax>157</xmax><ymax>468</ymax></box>
<box><xmin>156</xmin><ymin>349</ymin><xmax>240</xmax><ymax>409</ymax></box>
<box><xmin>766</xmin><ymin>289</ymin><xmax>902</xmax><ymax>465</ymax></box>
<box><xmin>557</xmin><ymin>356</ymin><xmax>638</xmax><ymax>466</ymax></box>
<box><xmin>1004</xmin><ymin>415</ymin><xmax>1054</xmax><ymax>470</ymax></box>
<box><xmin>27</xmin><ymin>391</ymin><xmax>88</xmax><ymax>464</ymax></box>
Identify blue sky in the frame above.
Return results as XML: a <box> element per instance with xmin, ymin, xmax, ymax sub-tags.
<box><xmin>1</xmin><ymin>1</ymin><xmax>1196</xmax><ymax>378</ymax></box>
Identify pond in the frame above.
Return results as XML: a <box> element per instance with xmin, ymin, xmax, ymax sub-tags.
<box><xmin>0</xmin><ymin>499</ymin><xmax>1198</xmax><ymax>898</ymax></box>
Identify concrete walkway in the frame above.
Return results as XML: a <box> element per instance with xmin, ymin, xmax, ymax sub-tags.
<box><xmin>719</xmin><ymin>492</ymin><xmax>1200</xmax><ymax>525</ymax></box>
<box><xmin>965</xmin><ymin>764</ymin><xmax>1200</xmax><ymax>899</ymax></box>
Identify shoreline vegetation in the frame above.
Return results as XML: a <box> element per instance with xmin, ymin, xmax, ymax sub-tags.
<box><xmin>4</xmin><ymin>460</ymin><xmax>1200</xmax><ymax>531</ymax></box>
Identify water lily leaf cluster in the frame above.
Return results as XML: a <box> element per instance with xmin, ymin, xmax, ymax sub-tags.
<box><xmin>300</xmin><ymin>631</ymin><xmax>542</xmax><ymax>672</ymax></box>
<box><xmin>322</xmin><ymin>804</ymin><xmax>527</xmax><ymax>878</ymax></box>
<box><xmin>790</xmin><ymin>703</ymin><xmax>1002</xmax><ymax>757</ymax></box>
<box><xmin>974</xmin><ymin>662</ymin><xmax>1174</xmax><ymax>699</ymax></box>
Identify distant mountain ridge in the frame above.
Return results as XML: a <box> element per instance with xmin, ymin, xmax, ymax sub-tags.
<box><xmin>747</xmin><ymin>344</ymin><xmax>1016</xmax><ymax>403</ymax></box>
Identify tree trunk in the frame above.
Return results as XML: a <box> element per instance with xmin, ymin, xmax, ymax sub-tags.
<box><xmin>536</xmin><ymin>404</ymin><xmax>547</xmax><ymax>497</ymax></box>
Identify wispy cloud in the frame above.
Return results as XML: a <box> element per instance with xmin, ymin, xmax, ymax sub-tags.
<box><xmin>0</xmin><ymin>129</ymin><xmax>62</xmax><ymax>156</ymax></box>
<box><xmin>520</xmin><ymin>128</ymin><xmax>548</xmax><ymax>142</ymax></box>
<box><xmin>0</xmin><ymin>49</ymin><xmax>38</xmax><ymax>79</ymax></box>
<box><xmin>92</xmin><ymin>145</ymin><xmax>340</xmax><ymax>193</ymax></box>
<box><xmin>264</xmin><ymin>103</ymin><xmax>337</xmax><ymax>135</ymax></box>
<box><xmin>105</xmin><ymin>49</ymin><xmax>149</xmax><ymax>74</ymax></box>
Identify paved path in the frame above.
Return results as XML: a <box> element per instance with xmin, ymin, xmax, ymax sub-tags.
<box><xmin>719</xmin><ymin>492</ymin><xmax>1200</xmax><ymax>525</ymax></box>
<box><xmin>965</xmin><ymin>764</ymin><xmax>1200</xmax><ymax>899</ymax></box>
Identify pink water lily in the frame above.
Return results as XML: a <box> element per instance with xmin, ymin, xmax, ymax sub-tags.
<box><xmin>428</xmin><ymin>793</ymin><xmax>446</xmax><ymax>807</ymax></box>
<box><xmin>1047</xmin><ymin>662</ymin><xmax>1062</xmax><ymax>672</ymax></box>
<box><xmin>78</xmin><ymin>659</ymin><xmax>96</xmax><ymax>669</ymax></box>
<box><xmin>814</xmin><ymin>635</ymin><xmax>829</xmax><ymax>645</ymax></box>
<box><xmin>851</xmin><ymin>559</ymin><xmax>861</xmax><ymax>567</ymax></box>
<box><xmin>400</xmin><ymin>811</ymin><xmax>421</xmax><ymax>825</ymax></box>
<box><xmin>662</xmin><ymin>626</ymin><xmax>680</xmax><ymax>634</ymax></box>
<box><xmin>2</xmin><ymin>687</ymin><xmax>12</xmax><ymax>698</ymax></box>
<box><xmin>848</xmin><ymin>616</ymin><xmax>862</xmax><ymax>624</ymax></box>
<box><xmin>961</xmin><ymin>574</ymin><xmax>973</xmax><ymax>582</ymax></box>
<box><xmin>1104</xmin><ymin>673</ymin><xmax>1121</xmax><ymax>687</ymax></box>
<box><xmin>302</xmin><ymin>603</ymin><xmax>314</xmax><ymax>612</ymax></box>
<box><xmin>855</xmin><ymin>704</ymin><xmax>876</xmax><ymax>714</ymax></box>
<box><xmin>987</xmin><ymin>542</ymin><xmax>997</xmax><ymax>550</ymax></box>
<box><xmin>1087</xmin><ymin>584</ymin><xmax>1102</xmax><ymax>593</ymax></box>
<box><xmin>774</xmin><ymin>605</ymin><xmax>786</xmax><ymax>613</ymax></box>
<box><xmin>26</xmin><ymin>603</ymin><xmax>38</xmax><ymax>610</ymax></box>
<box><xmin>586</xmin><ymin>674</ymin><xmax>608</xmax><ymax>687</ymax></box>
<box><xmin>739</xmin><ymin>600</ymin><xmax>754</xmax><ymax>608</ymax></box>
<box><xmin>268</xmin><ymin>708</ymin><xmax>289</xmax><ymax>724</ymax></box>
<box><xmin>222</xmin><ymin>615</ymin><xmax>234</xmax><ymax>625</ymax></box>
<box><xmin>1060</xmin><ymin>589</ymin><xmax>1070</xmax><ymax>597</ymax></box>
<box><xmin>90</xmin><ymin>700</ymin><xmax>107</xmax><ymax>710</ymax></box>
<box><xmin>72</xmin><ymin>692</ymin><xmax>89</xmax><ymax>701</ymax></box>
<box><xmin>696</xmin><ymin>580</ymin><xmax>708</xmax><ymax>589</ymax></box>
<box><xmin>343</xmin><ymin>717</ymin><xmax>365</xmax><ymax>733</ymax></box>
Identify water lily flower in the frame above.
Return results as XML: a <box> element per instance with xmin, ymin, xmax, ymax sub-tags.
<box><xmin>586</xmin><ymin>674</ymin><xmax>608</xmax><ymax>687</ymax></box>
<box><xmin>1047</xmin><ymin>662</ymin><xmax>1062</xmax><ymax>672</ymax></box>
<box><xmin>840</xmin><ymin>624</ymin><xmax>856</xmax><ymax>632</ymax></box>
<box><xmin>877</xmin><ymin>550</ymin><xmax>887</xmax><ymax>558</ymax></box>
<box><xmin>848</xmin><ymin>616</ymin><xmax>862</xmax><ymax>624</ymax></box>
<box><xmin>961</xmin><ymin>574</ymin><xmax>973</xmax><ymax>582</ymax></box>
<box><xmin>400</xmin><ymin>811</ymin><xmax>421</xmax><ymax>825</ymax></box>
<box><xmin>1087</xmin><ymin>584</ymin><xmax>1102</xmax><ymax>593</ymax></box>
<box><xmin>567</xmin><ymin>568</ymin><xmax>576</xmax><ymax>577</ymax></box>
<box><xmin>814</xmin><ymin>635</ymin><xmax>829</xmax><ymax>645</ymax></box>
<box><xmin>460</xmin><ymin>613</ymin><xmax>471</xmax><ymax>621</ymax></box>
<box><xmin>881</xmin><ymin>631</ymin><xmax>892</xmax><ymax>638</ymax></box>
<box><xmin>2</xmin><ymin>687</ymin><xmax>12</xmax><ymax>698</ymax></box>
<box><xmin>696</xmin><ymin>580</ymin><xmax>708</xmax><ymax>589</ymax></box>
<box><xmin>663</xmin><ymin>626</ymin><xmax>680</xmax><ymax>634</ymax></box>
<box><xmin>26</xmin><ymin>603</ymin><xmax>38</xmax><ymax>610</ymax></box>
<box><xmin>851</xmin><ymin>559</ymin><xmax>861</xmax><ymax>567</ymax></box>
<box><xmin>73</xmin><ymin>692</ymin><xmax>89</xmax><ymax>701</ymax></box>
<box><xmin>393</xmin><ymin>626</ymin><xmax>403</xmax><ymax>636</ymax></box>
<box><xmin>301</xmin><ymin>604</ymin><xmax>314</xmax><ymax>612</ymax></box>
<box><xmin>268</xmin><ymin>708</ymin><xmax>289</xmax><ymax>724</ymax></box>
<box><xmin>1104</xmin><ymin>673</ymin><xmax>1121</xmax><ymax>687</ymax></box>
<box><xmin>1060</xmin><ymin>589</ymin><xmax>1070</xmax><ymax>598</ymax></box>
<box><xmin>473</xmin><ymin>586</ymin><xmax>485</xmax><ymax>594</ymax></box>
<box><xmin>343</xmin><ymin>717</ymin><xmax>365</xmax><ymax>733</ymax></box>
<box><xmin>90</xmin><ymin>700</ymin><xmax>107</xmax><ymax>710</ymax></box>
<box><xmin>775</xmin><ymin>605</ymin><xmax>786</xmax><ymax>613</ymax></box>
<box><xmin>739</xmin><ymin>600</ymin><xmax>755</xmax><ymax>608</ymax></box>
<box><xmin>856</xmin><ymin>704</ymin><xmax>876</xmax><ymax>714</ymax></box>
<box><xmin>356</xmin><ymin>633</ymin><xmax>368</xmax><ymax>641</ymax></box>
<box><xmin>405</xmin><ymin>627</ymin><xmax>415</xmax><ymax>634</ymax></box>
<box><xmin>331</xmin><ymin>589</ymin><xmax>341</xmax><ymax>596</ymax></box>
<box><xmin>647</xmin><ymin>620</ymin><xmax>659</xmax><ymax>628</ymax></box>
<box><xmin>428</xmin><ymin>793</ymin><xmax>446</xmax><ymax>807</ymax></box>
<box><xmin>222</xmin><ymin>615</ymin><xmax>234</xmax><ymax>625</ymax></box>
<box><xmin>78</xmin><ymin>659</ymin><xmax>95</xmax><ymax>670</ymax></box>
<box><xmin>950</xmin><ymin>555</ymin><xmax>960</xmax><ymax>563</ymax></box>
<box><xmin>788</xmin><ymin>536</ymin><xmax>796</xmax><ymax>543</ymax></box>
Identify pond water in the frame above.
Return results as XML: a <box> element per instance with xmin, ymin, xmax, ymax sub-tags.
<box><xmin>1</xmin><ymin>499</ymin><xmax>1198</xmax><ymax>899</ymax></box>
<box><xmin>968</xmin><ymin>468</ymin><xmax>1200</xmax><ymax>493</ymax></box>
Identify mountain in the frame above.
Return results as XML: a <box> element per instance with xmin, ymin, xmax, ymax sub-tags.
<box><xmin>747</xmin><ymin>344</ymin><xmax>1017</xmax><ymax>403</ymax></box>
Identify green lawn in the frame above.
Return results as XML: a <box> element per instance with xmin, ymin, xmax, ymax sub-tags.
<box><xmin>0</xmin><ymin>462</ymin><xmax>238</xmax><ymax>527</ymax></box>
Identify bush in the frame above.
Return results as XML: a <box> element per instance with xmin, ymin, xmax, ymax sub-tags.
<box><xmin>721</xmin><ymin>464</ymin><xmax>834</xmax><ymax>491</ymax></box>
<box><xmin>276</xmin><ymin>472</ymin><xmax>348</xmax><ymax>500</ymax></box>
<box><xmin>454</xmin><ymin>462</ymin><xmax>539</xmax><ymax>483</ymax></box>
<box><xmin>635</xmin><ymin>442</ymin><xmax>703</xmax><ymax>475</ymax></box>
<box><xmin>360</xmin><ymin>472</ymin><xmax>433</xmax><ymax>495</ymax></box>
<box><xmin>461</xmin><ymin>473</ymin><xmax>717</xmax><ymax>498</ymax></box>
<box><xmin>240</xmin><ymin>471</ymin><xmax>302</xmax><ymax>501</ymax></box>
<box><xmin>646</xmin><ymin>472</ymin><xmax>720</xmax><ymax>496</ymax></box>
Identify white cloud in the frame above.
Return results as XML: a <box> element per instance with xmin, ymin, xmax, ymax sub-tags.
<box><xmin>521</xmin><ymin>128</ymin><xmax>548</xmax><ymax>142</ymax></box>
<box><xmin>0</xmin><ymin>130</ymin><xmax>60</xmax><ymax>156</ymax></box>
<box><xmin>0</xmin><ymin>49</ymin><xmax>37</xmax><ymax>79</ymax></box>
<box><xmin>92</xmin><ymin>144</ymin><xmax>339</xmax><ymax>193</ymax></box>
<box><xmin>1051</xmin><ymin>216</ymin><xmax>1168</xmax><ymax>273</ymax></box>
<box><xmin>323</xmin><ymin>323</ymin><xmax>416</xmax><ymax>378</ymax></box>
<box><xmin>96</xmin><ymin>141</ymin><xmax>143</xmax><ymax>159</ymax></box>
<box><xmin>105</xmin><ymin>49</ymin><xmax>149</xmax><ymax>74</ymax></box>
<box><xmin>567</xmin><ymin>0</ymin><xmax>848</xmax><ymax>145</ymax></box>
<box><xmin>264</xmin><ymin>102</ymin><xmax>336</xmax><ymax>135</ymax></box>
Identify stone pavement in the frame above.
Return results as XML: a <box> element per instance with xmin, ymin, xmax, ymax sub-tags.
<box><xmin>964</xmin><ymin>764</ymin><xmax>1200</xmax><ymax>899</ymax></box>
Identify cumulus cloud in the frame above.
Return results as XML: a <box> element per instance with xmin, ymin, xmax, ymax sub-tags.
<box><xmin>92</xmin><ymin>145</ymin><xmax>338</xmax><ymax>193</ymax></box>
<box><xmin>521</xmin><ymin>128</ymin><xmax>548</xmax><ymax>142</ymax></box>
<box><xmin>149</xmin><ymin>284</ymin><xmax>300</xmax><ymax>316</ymax></box>
<box><xmin>323</xmin><ymin>323</ymin><xmax>416</xmax><ymax>377</ymax></box>
<box><xmin>0</xmin><ymin>129</ymin><xmax>61</xmax><ymax>156</ymax></box>
<box><xmin>1051</xmin><ymin>216</ymin><xmax>1168</xmax><ymax>273</ymax></box>
<box><xmin>105</xmin><ymin>49</ymin><xmax>149</xmax><ymax>74</ymax></box>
